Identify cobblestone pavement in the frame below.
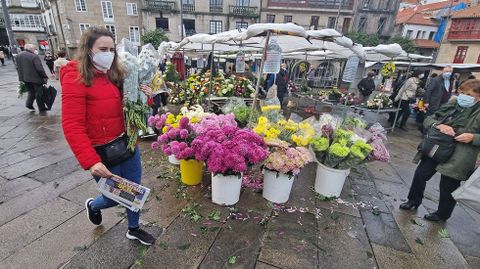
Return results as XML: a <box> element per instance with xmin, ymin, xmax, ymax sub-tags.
<box><xmin>0</xmin><ymin>61</ymin><xmax>479</xmax><ymax>269</ymax></box>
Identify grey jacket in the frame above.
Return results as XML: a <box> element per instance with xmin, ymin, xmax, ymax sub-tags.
<box><xmin>424</xmin><ymin>75</ymin><xmax>452</xmax><ymax>112</ymax></box>
<box><xmin>16</xmin><ymin>51</ymin><xmax>48</xmax><ymax>84</ymax></box>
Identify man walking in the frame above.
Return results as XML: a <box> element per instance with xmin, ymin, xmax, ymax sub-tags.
<box><xmin>16</xmin><ymin>44</ymin><xmax>48</xmax><ymax>111</ymax></box>
<box><xmin>424</xmin><ymin>66</ymin><xmax>454</xmax><ymax>115</ymax></box>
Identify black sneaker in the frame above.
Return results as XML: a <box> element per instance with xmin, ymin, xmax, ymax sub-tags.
<box><xmin>85</xmin><ymin>198</ymin><xmax>102</xmax><ymax>225</ymax></box>
<box><xmin>126</xmin><ymin>228</ymin><xmax>156</xmax><ymax>246</ymax></box>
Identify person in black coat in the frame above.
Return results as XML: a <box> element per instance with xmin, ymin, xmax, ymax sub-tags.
<box><xmin>357</xmin><ymin>71</ymin><xmax>376</xmax><ymax>103</ymax></box>
<box><xmin>16</xmin><ymin>44</ymin><xmax>49</xmax><ymax>111</ymax></box>
<box><xmin>424</xmin><ymin>66</ymin><xmax>453</xmax><ymax>115</ymax></box>
<box><xmin>276</xmin><ymin>63</ymin><xmax>289</xmax><ymax>106</ymax></box>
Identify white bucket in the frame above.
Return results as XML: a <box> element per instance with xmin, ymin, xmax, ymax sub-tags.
<box><xmin>314</xmin><ymin>162</ymin><xmax>350</xmax><ymax>198</ymax></box>
<box><xmin>168</xmin><ymin>155</ymin><xmax>180</xmax><ymax>165</ymax></box>
<box><xmin>211</xmin><ymin>173</ymin><xmax>242</xmax><ymax>206</ymax></box>
<box><xmin>262</xmin><ymin>169</ymin><xmax>294</xmax><ymax>204</ymax></box>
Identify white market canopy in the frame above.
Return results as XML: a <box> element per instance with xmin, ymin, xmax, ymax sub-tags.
<box><xmin>158</xmin><ymin>23</ymin><xmax>429</xmax><ymax>62</ymax></box>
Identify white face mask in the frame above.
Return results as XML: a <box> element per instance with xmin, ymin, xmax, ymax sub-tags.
<box><xmin>418</xmin><ymin>74</ymin><xmax>425</xmax><ymax>79</ymax></box>
<box><xmin>34</xmin><ymin>50</ymin><xmax>39</xmax><ymax>55</ymax></box>
<box><xmin>91</xmin><ymin>51</ymin><xmax>115</xmax><ymax>73</ymax></box>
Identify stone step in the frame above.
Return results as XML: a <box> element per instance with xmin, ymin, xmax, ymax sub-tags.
<box><xmin>0</xmin><ymin>197</ymin><xmax>82</xmax><ymax>261</ymax></box>
<box><xmin>1</xmin><ymin>209</ymin><xmax>121</xmax><ymax>269</ymax></box>
<box><xmin>0</xmin><ymin>176</ymin><xmax>42</xmax><ymax>203</ymax></box>
<box><xmin>371</xmin><ymin>243</ymin><xmax>421</xmax><ymax>269</ymax></box>
<box><xmin>0</xmin><ymin>169</ymin><xmax>91</xmax><ymax>226</ymax></box>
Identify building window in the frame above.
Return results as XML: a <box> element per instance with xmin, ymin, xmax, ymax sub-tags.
<box><xmin>284</xmin><ymin>15</ymin><xmax>292</xmax><ymax>23</ymax></box>
<box><xmin>267</xmin><ymin>14</ymin><xmax>275</xmax><ymax>23</ymax></box>
<box><xmin>156</xmin><ymin>17</ymin><xmax>169</xmax><ymax>31</ymax></box>
<box><xmin>10</xmin><ymin>14</ymin><xmax>45</xmax><ymax>29</ymax></box>
<box><xmin>210</xmin><ymin>20</ymin><xmax>222</xmax><ymax>34</ymax></box>
<box><xmin>477</xmin><ymin>54</ymin><xmax>480</xmax><ymax>64</ymax></box>
<box><xmin>126</xmin><ymin>3</ymin><xmax>138</xmax><ymax>16</ymax></box>
<box><xmin>310</xmin><ymin>16</ymin><xmax>319</xmax><ymax>30</ymax></box>
<box><xmin>453</xmin><ymin>46</ymin><xmax>468</xmax><ymax>63</ymax></box>
<box><xmin>428</xmin><ymin>31</ymin><xmax>435</xmax><ymax>40</ymax></box>
<box><xmin>105</xmin><ymin>24</ymin><xmax>116</xmax><ymax>41</ymax></box>
<box><xmin>406</xmin><ymin>30</ymin><xmax>413</xmax><ymax>38</ymax></box>
<box><xmin>79</xmin><ymin>23</ymin><xmax>90</xmax><ymax>34</ymax></box>
<box><xmin>74</xmin><ymin>0</ymin><xmax>87</xmax><ymax>12</ymax></box>
<box><xmin>342</xmin><ymin>17</ymin><xmax>351</xmax><ymax>33</ymax></box>
<box><xmin>358</xmin><ymin>17</ymin><xmax>367</xmax><ymax>32</ymax></box>
<box><xmin>236</xmin><ymin>21</ymin><xmax>248</xmax><ymax>29</ymax></box>
<box><xmin>209</xmin><ymin>0</ymin><xmax>223</xmax><ymax>12</ymax></box>
<box><xmin>236</xmin><ymin>0</ymin><xmax>249</xmax><ymax>6</ymax></box>
<box><xmin>415</xmin><ymin>31</ymin><xmax>421</xmax><ymax>39</ymax></box>
<box><xmin>327</xmin><ymin>17</ymin><xmax>336</xmax><ymax>29</ymax></box>
<box><xmin>183</xmin><ymin>19</ymin><xmax>195</xmax><ymax>36</ymax></box>
<box><xmin>101</xmin><ymin>1</ymin><xmax>114</xmax><ymax>22</ymax></box>
<box><xmin>363</xmin><ymin>0</ymin><xmax>370</xmax><ymax>9</ymax></box>
<box><xmin>129</xmin><ymin>26</ymin><xmax>140</xmax><ymax>43</ymax></box>
<box><xmin>377</xmin><ymin>17</ymin><xmax>386</xmax><ymax>35</ymax></box>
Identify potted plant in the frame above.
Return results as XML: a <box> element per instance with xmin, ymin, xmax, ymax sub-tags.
<box><xmin>152</xmin><ymin>116</ymin><xmax>204</xmax><ymax>185</ymax></box>
<box><xmin>262</xmin><ymin>138</ymin><xmax>313</xmax><ymax>203</ymax></box>
<box><xmin>192</xmin><ymin>124</ymin><xmax>268</xmax><ymax>205</ymax></box>
<box><xmin>311</xmin><ymin>120</ymin><xmax>390</xmax><ymax>197</ymax></box>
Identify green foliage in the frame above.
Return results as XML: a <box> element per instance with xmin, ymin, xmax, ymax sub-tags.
<box><xmin>141</xmin><ymin>29</ymin><xmax>169</xmax><ymax>48</ymax></box>
<box><xmin>164</xmin><ymin>61</ymin><xmax>180</xmax><ymax>84</ymax></box>
<box><xmin>345</xmin><ymin>32</ymin><xmax>380</xmax><ymax>47</ymax></box>
<box><xmin>388</xmin><ymin>36</ymin><xmax>416</xmax><ymax>53</ymax></box>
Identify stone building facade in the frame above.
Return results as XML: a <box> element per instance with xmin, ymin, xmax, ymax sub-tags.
<box><xmin>50</xmin><ymin>0</ymin><xmax>143</xmax><ymax>56</ymax></box>
<box><xmin>352</xmin><ymin>0</ymin><xmax>401</xmax><ymax>39</ymax></box>
<box><xmin>260</xmin><ymin>0</ymin><xmax>355</xmax><ymax>34</ymax></box>
<box><xmin>142</xmin><ymin>0</ymin><xmax>261</xmax><ymax>42</ymax></box>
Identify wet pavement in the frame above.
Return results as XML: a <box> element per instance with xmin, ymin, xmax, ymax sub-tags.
<box><xmin>0</xmin><ymin>60</ymin><xmax>479</xmax><ymax>269</ymax></box>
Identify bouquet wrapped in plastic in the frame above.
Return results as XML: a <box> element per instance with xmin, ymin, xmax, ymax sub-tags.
<box><xmin>324</xmin><ymin>142</ymin><xmax>350</xmax><ymax>168</ymax></box>
<box><xmin>337</xmin><ymin>140</ymin><xmax>373</xmax><ymax>170</ymax></box>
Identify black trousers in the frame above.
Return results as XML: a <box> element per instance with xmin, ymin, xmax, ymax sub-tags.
<box><xmin>25</xmin><ymin>82</ymin><xmax>46</xmax><ymax>111</ymax></box>
<box><xmin>388</xmin><ymin>100</ymin><xmax>410</xmax><ymax>127</ymax></box>
<box><xmin>407</xmin><ymin>157</ymin><xmax>461</xmax><ymax>219</ymax></box>
<box><xmin>0</xmin><ymin>58</ymin><xmax>4</xmax><ymax>65</ymax></box>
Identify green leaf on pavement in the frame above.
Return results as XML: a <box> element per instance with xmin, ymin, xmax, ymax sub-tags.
<box><xmin>138</xmin><ymin>245</ymin><xmax>149</xmax><ymax>256</ymax></box>
<box><xmin>372</xmin><ymin>207</ymin><xmax>381</xmax><ymax>216</ymax></box>
<box><xmin>415</xmin><ymin>237</ymin><xmax>424</xmax><ymax>245</ymax></box>
<box><xmin>410</xmin><ymin>218</ymin><xmax>424</xmax><ymax>227</ymax></box>
<box><xmin>159</xmin><ymin>242</ymin><xmax>168</xmax><ymax>250</ymax></box>
<box><xmin>366</xmin><ymin>251</ymin><xmax>373</xmax><ymax>258</ymax></box>
<box><xmin>228</xmin><ymin>255</ymin><xmax>237</xmax><ymax>264</ymax></box>
<box><xmin>208</xmin><ymin>210</ymin><xmax>221</xmax><ymax>221</ymax></box>
<box><xmin>439</xmin><ymin>228</ymin><xmax>450</xmax><ymax>238</ymax></box>
<box><xmin>73</xmin><ymin>245</ymin><xmax>88</xmax><ymax>251</ymax></box>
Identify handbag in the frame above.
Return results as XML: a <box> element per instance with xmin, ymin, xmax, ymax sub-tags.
<box><xmin>452</xmin><ymin>166</ymin><xmax>480</xmax><ymax>214</ymax></box>
<box><xmin>418</xmin><ymin>109</ymin><xmax>457</xmax><ymax>163</ymax></box>
<box><xmin>94</xmin><ymin>133</ymin><xmax>134</xmax><ymax>167</ymax></box>
<box><xmin>42</xmin><ymin>85</ymin><xmax>57</xmax><ymax>110</ymax></box>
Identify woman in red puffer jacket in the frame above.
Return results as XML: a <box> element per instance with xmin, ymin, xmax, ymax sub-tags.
<box><xmin>61</xmin><ymin>27</ymin><xmax>155</xmax><ymax>246</ymax></box>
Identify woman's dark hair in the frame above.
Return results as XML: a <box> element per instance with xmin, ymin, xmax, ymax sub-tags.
<box><xmin>459</xmin><ymin>79</ymin><xmax>480</xmax><ymax>95</ymax></box>
<box><xmin>76</xmin><ymin>26</ymin><xmax>125</xmax><ymax>87</ymax></box>
<box><xmin>58</xmin><ymin>51</ymin><xmax>66</xmax><ymax>58</ymax></box>
<box><xmin>430</xmin><ymin>73</ymin><xmax>438</xmax><ymax>78</ymax></box>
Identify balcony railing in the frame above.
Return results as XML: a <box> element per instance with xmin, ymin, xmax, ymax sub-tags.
<box><xmin>229</xmin><ymin>6</ymin><xmax>259</xmax><ymax>18</ymax></box>
<box><xmin>308</xmin><ymin>0</ymin><xmax>353</xmax><ymax>10</ymax></box>
<box><xmin>182</xmin><ymin>3</ymin><xmax>195</xmax><ymax>12</ymax></box>
<box><xmin>210</xmin><ymin>4</ymin><xmax>223</xmax><ymax>13</ymax></box>
<box><xmin>448</xmin><ymin>30</ymin><xmax>480</xmax><ymax>40</ymax></box>
<box><xmin>143</xmin><ymin>0</ymin><xmax>176</xmax><ymax>11</ymax></box>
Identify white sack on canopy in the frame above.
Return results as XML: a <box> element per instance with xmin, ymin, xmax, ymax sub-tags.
<box><xmin>367</xmin><ymin>44</ymin><xmax>404</xmax><ymax>58</ymax></box>
<box><xmin>158</xmin><ymin>41</ymin><xmax>180</xmax><ymax>57</ymax></box>
<box><xmin>246</xmin><ymin>23</ymin><xmax>308</xmax><ymax>38</ymax></box>
<box><xmin>306</xmin><ymin>29</ymin><xmax>343</xmax><ymax>39</ymax></box>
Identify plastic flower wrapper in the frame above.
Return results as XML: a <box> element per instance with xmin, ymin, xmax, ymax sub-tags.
<box><xmin>291</xmin><ymin>121</ymin><xmax>315</xmax><ymax>147</ymax></box>
<box><xmin>324</xmin><ymin>143</ymin><xmax>350</xmax><ymax>169</ymax></box>
<box><xmin>138</xmin><ymin>44</ymin><xmax>160</xmax><ymax>104</ymax></box>
<box><xmin>260</xmin><ymin>104</ymin><xmax>283</xmax><ymax>123</ymax></box>
<box><xmin>264</xmin><ymin>138</ymin><xmax>313</xmax><ymax>177</ymax></box>
<box><xmin>343</xmin><ymin>116</ymin><xmax>367</xmax><ymax>130</ymax></box>
<box><xmin>368</xmin><ymin>139</ymin><xmax>390</xmax><ymax>162</ymax></box>
<box><xmin>310</xmin><ymin>136</ymin><xmax>329</xmax><ymax>162</ymax></box>
<box><xmin>337</xmin><ymin>140</ymin><xmax>373</xmax><ymax>170</ymax></box>
<box><xmin>222</xmin><ymin>98</ymin><xmax>247</xmax><ymax>114</ymax></box>
<box><xmin>192</xmin><ymin>126</ymin><xmax>268</xmax><ymax>176</ymax></box>
<box><xmin>315</xmin><ymin>113</ymin><xmax>342</xmax><ymax>135</ymax></box>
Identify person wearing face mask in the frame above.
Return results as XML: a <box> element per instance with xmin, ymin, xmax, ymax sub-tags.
<box><xmin>15</xmin><ymin>43</ymin><xmax>49</xmax><ymax>112</ymax></box>
<box><xmin>423</xmin><ymin>66</ymin><xmax>454</xmax><ymax>115</ymax></box>
<box><xmin>275</xmin><ymin>63</ymin><xmax>289</xmax><ymax>107</ymax></box>
<box><xmin>400</xmin><ymin>79</ymin><xmax>480</xmax><ymax>222</ymax></box>
<box><xmin>60</xmin><ymin>27</ymin><xmax>156</xmax><ymax>246</ymax></box>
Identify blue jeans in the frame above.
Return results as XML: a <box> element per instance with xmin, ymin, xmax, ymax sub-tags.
<box><xmin>91</xmin><ymin>146</ymin><xmax>142</xmax><ymax>229</ymax></box>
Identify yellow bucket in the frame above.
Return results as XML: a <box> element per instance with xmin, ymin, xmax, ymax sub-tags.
<box><xmin>179</xmin><ymin>159</ymin><xmax>204</xmax><ymax>185</ymax></box>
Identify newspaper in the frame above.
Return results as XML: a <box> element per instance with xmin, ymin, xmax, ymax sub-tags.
<box><xmin>97</xmin><ymin>176</ymin><xmax>150</xmax><ymax>212</ymax></box>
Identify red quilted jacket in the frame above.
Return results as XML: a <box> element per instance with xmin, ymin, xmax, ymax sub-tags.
<box><xmin>61</xmin><ymin>61</ymin><xmax>125</xmax><ymax>169</ymax></box>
